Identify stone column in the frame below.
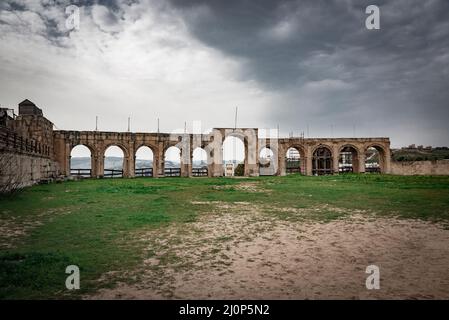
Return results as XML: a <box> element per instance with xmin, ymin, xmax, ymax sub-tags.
<box><xmin>126</xmin><ymin>152</ymin><xmax>135</xmax><ymax>178</ymax></box>
<box><xmin>64</xmin><ymin>143</ymin><xmax>71</xmax><ymax>176</ymax></box>
<box><xmin>245</xmin><ymin>135</ymin><xmax>259</xmax><ymax>177</ymax></box>
<box><xmin>91</xmin><ymin>154</ymin><xmax>98</xmax><ymax>177</ymax></box>
<box><xmin>98</xmin><ymin>152</ymin><xmax>105</xmax><ymax>178</ymax></box>
<box><xmin>278</xmin><ymin>146</ymin><xmax>286</xmax><ymax>176</ymax></box>
<box><xmin>332</xmin><ymin>145</ymin><xmax>340</xmax><ymax>174</ymax></box>
<box><xmin>152</xmin><ymin>147</ymin><xmax>158</xmax><ymax>178</ymax></box>
<box><xmin>180</xmin><ymin>147</ymin><xmax>192</xmax><ymax>177</ymax></box>
<box><xmin>156</xmin><ymin>142</ymin><xmax>165</xmax><ymax>177</ymax></box>
<box><xmin>352</xmin><ymin>150</ymin><xmax>360</xmax><ymax>173</ymax></box>
<box><xmin>358</xmin><ymin>152</ymin><xmax>366</xmax><ymax>174</ymax></box>
<box><xmin>305</xmin><ymin>145</ymin><xmax>313</xmax><ymax>176</ymax></box>
<box><xmin>383</xmin><ymin>148</ymin><xmax>391</xmax><ymax>174</ymax></box>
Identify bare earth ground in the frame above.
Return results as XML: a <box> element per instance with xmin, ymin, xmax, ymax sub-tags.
<box><xmin>91</xmin><ymin>200</ymin><xmax>449</xmax><ymax>300</ymax></box>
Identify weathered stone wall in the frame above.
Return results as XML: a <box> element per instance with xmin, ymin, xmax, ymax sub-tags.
<box><xmin>0</xmin><ymin>102</ymin><xmax>59</xmax><ymax>192</ymax></box>
<box><xmin>390</xmin><ymin>160</ymin><xmax>449</xmax><ymax>175</ymax></box>
<box><xmin>0</xmin><ymin>151</ymin><xmax>59</xmax><ymax>191</ymax></box>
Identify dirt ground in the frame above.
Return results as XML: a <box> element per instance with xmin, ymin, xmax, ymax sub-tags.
<box><xmin>91</xmin><ymin>202</ymin><xmax>449</xmax><ymax>300</ymax></box>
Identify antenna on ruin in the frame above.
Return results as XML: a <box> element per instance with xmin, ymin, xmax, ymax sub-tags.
<box><xmin>157</xmin><ymin>118</ymin><xmax>160</xmax><ymax>134</ymax></box>
<box><xmin>95</xmin><ymin>116</ymin><xmax>98</xmax><ymax>131</ymax></box>
<box><xmin>127</xmin><ymin>116</ymin><xmax>131</xmax><ymax>132</ymax></box>
<box><xmin>234</xmin><ymin>106</ymin><xmax>238</xmax><ymax>130</ymax></box>
<box><xmin>184</xmin><ymin>121</ymin><xmax>187</xmax><ymax>134</ymax></box>
<box><xmin>277</xmin><ymin>124</ymin><xmax>279</xmax><ymax>139</ymax></box>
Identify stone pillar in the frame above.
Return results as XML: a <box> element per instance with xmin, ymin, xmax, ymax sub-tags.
<box><xmin>278</xmin><ymin>146</ymin><xmax>286</xmax><ymax>176</ymax></box>
<box><xmin>91</xmin><ymin>154</ymin><xmax>98</xmax><ymax>177</ymax></box>
<box><xmin>63</xmin><ymin>142</ymin><xmax>71</xmax><ymax>176</ymax></box>
<box><xmin>152</xmin><ymin>147</ymin><xmax>158</xmax><ymax>178</ymax></box>
<box><xmin>352</xmin><ymin>150</ymin><xmax>360</xmax><ymax>173</ymax></box>
<box><xmin>245</xmin><ymin>136</ymin><xmax>259</xmax><ymax>177</ymax></box>
<box><xmin>156</xmin><ymin>143</ymin><xmax>165</xmax><ymax>177</ymax></box>
<box><xmin>98</xmin><ymin>147</ymin><xmax>105</xmax><ymax>178</ymax></box>
<box><xmin>211</xmin><ymin>140</ymin><xmax>224</xmax><ymax>177</ymax></box>
<box><xmin>383</xmin><ymin>148</ymin><xmax>391</xmax><ymax>174</ymax></box>
<box><xmin>305</xmin><ymin>145</ymin><xmax>313</xmax><ymax>176</ymax></box>
<box><xmin>332</xmin><ymin>145</ymin><xmax>339</xmax><ymax>174</ymax></box>
<box><xmin>125</xmin><ymin>152</ymin><xmax>135</xmax><ymax>178</ymax></box>
<box><xmin>358</xmin><ymin>152</ymin><xmax>366</xmax><ymax>174</ymax></box>
<box><xmin>180</xmin><ymin>147</ymin><xmax>192</xmax><ymax>177</ymax></box>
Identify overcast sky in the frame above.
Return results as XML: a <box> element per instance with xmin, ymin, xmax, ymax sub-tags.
<box><xmin>1</xmin><ymin>0</ymin><xmax>448</xmax><ymax>149</ymax></box>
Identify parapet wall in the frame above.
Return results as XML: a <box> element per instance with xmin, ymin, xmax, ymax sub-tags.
<box><xmin>390</xmin><ymin>160</ymin><xmax>449</xmax><ymax>176</ymax></box>
<box><xmin>0</xmin><ymin>150</ymin><xmax>59</xmax><ymax>192</ymax></box>
<box><xmin>0</xmin><ymin>107</ymin><xmax>59</xmax><ymax>192</ymax></box>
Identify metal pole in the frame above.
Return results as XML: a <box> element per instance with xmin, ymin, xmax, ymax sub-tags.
<box><xmin>234</xmin><ymin>106</ymin><xmax>238</xmax><ymax>130</ymax></box>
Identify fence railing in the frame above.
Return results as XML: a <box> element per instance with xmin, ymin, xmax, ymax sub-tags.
<box><xmin>192</xmin><ymin>167</ymin><xmax>208</xmax><ymax>177</ymax></box>
<box><xmin>135</xmin><ymin>167</ymin><xmax>153</xmax><ymax>177</ymax></box>
<box><xmin>339</xmin><ymin>165</ymin><xmax>353</xmax><ymax>173</ymax></box>
<box><xmin>104</xmin><ymin>169</ymin><xmax>123</xmax><ymax>178</ymax></box>
<box><xmin>0</xmin><ymin>126</ymin><xmax>50</xmax><ymax>157</ymax></box>
<box><xmin>70</xmin><ymin>168</ymin><xmax>92</xmax><ymax>177</ymax></box>
<box><xmin>164</xmin><ymin>168</ymin><xmax>181</xmax><ymax>177</ymax></box>
<box><xmin>286</xmin><ymin>167</ymin><xmax>301</xmax><ymax>174</ymax></box>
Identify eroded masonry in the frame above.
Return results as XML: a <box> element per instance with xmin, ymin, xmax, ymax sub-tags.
<box><xmin>2</xmin><ymin>99</ymin><xmax>446</xmax><ymax>190</ymax></box>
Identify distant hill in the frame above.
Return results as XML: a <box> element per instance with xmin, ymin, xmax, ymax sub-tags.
<box><xmin>392</xmin><ymin>147</ymin><xmax>449</xmax><ymax>161</ymax></box>
<box><xmin>70</xmin><ymin>157</ymin><xmax>208</xmax><ymax>170</ymax></box>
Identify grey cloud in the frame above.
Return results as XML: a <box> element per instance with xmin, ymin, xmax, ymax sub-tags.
<box><xmin>0</xmin><ymin>0</ymin><xmax>448</xmax><ymax>147</ymax></box>
<box><xmin>166</xmin><ymin>0</ymin><xmax>449</xmax><ymax>146</ymax></box>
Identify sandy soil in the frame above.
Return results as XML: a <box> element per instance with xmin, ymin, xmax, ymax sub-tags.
<box><xmin>91</xmin><ymin>202</ymin><xmax>449</xmax><ymax>300</ymax></box>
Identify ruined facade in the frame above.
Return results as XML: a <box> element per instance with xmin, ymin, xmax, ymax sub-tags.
<box><xmin>0</xmin><ymin>100</ymin><xmax>59</xmax><ymax>190</ymax></box>
<box><xmin>4</xmin><ymin>98</ymin><xmax>446</xmax><ymax>190</ymax></box>
<box><xmin>53</xmin><ymin>130</ymin><xmax>391</xmax><ymax>178</ymax></box>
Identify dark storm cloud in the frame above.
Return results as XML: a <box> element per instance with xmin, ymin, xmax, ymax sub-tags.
<box><xmin>167</xmin><ymin>0</ymin><xmax>449</xmax><ymax>145</ymax></box>
<box><xmin>1</xmin><ymin>0</ymin><xmax>448</xmax><ymax>146</ymax></box>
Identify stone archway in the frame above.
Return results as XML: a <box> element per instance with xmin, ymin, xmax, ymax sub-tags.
<box><xmin>338</xmin><ymin>144</ymin><xmax>360</xmax><ymax>173</ymax></box>
<box><xmin>365</xmin><ymin>144</ymin><xmax>388</xmax><ymax>173</ymax></box>
<box><xmin>312</xmin><ymin>145</ymin><xmax>333</xmax><ymax>175</ymax></box>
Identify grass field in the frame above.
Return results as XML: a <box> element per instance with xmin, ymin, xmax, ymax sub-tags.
<box><xmin>1</xmin><ymin>174</ymin><xmax>449</xmax><ymax>299</ymax></box>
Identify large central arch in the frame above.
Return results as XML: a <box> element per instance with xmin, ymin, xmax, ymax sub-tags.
<box><xmin>222</xmin><ymin>135</ymin><xmax>246</xmax><ymax>176</ymax></box>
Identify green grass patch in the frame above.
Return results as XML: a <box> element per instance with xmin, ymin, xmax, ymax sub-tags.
<box><xmin>0</xmin><ymin>174</ymin><xmax>448</xmax><ymax>299</ymax></box>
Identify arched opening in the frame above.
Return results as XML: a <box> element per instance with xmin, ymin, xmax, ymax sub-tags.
<box><xmin>365</xmin><ymin>146</ymin><xmax>384</xmax><ymax>173</ymax></box>
<box><xmin>259</xmin><ymin>147</ymin><xmax>275</xmax><ymax>176</ymax></box>
<box><xmin>339</xmin><ymin>146</ymin><xmax>359</xmax><ymax>173</ymax></box>
<box><xmin>135</xmin><ymin>146</ymin><xmax>154</xmax><ymax>177</ymax></box>
<box><xmin>70</xmin><ymin>145</ymin><xmax>92</xmax><ymax>177</ymax></box>
<box><xmin>192</xmin><ymin>147</ymin><xmax>208</xmax><ymax>177</ymax></box>
<box><xmin>164</xmin><ymin>146</ymin><xmax>181</xmax><ymax>177</ymax></box>
<box><xmin>312</xmin><ymin>146</ymin><xmax>333</xmax><ymax>175</ymax></box>
<box><xmin>285</xmin><ymin>147</ymin><xmax>302</xmax><ymax>175</ymax></box>
<box><xmin>104</xmin><ymin>145</ymin><xmax>124</xmax><ymax>178</ymax></box>
<box><xmin>222</xmin><ymin>136</ymin><xmax>245</xmax><ymax>176</ymax></box>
